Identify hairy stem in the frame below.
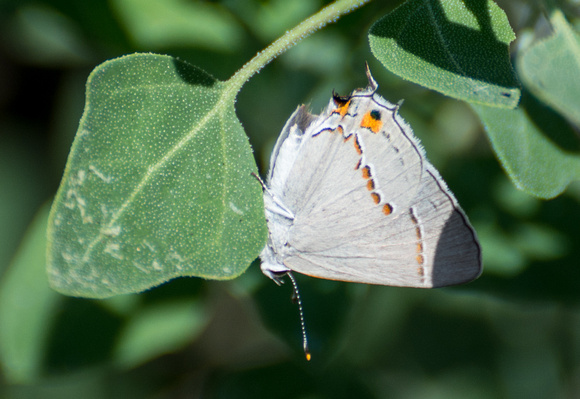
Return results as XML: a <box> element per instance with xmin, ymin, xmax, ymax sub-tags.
<box><xmin>225</xmin><ymin>0</ymin><xmax>373</xmax><ymax>97</ymax></box>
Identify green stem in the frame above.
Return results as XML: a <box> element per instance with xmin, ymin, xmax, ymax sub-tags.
<box><xmin>225</xmin><ymin>0</ymin><xmax>373</xmax><ymax>97</ymax></box>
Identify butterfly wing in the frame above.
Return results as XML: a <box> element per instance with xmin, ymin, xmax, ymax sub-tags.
<box><xmin>272</xmin><ymin>92</ymin><xmax>480</xmax><ymax>288</ymax></box>
<box><xmin>262</xmin><ymin>69</ymin><xmax>481</xmax><ymax>288</ymax></box>
<box><xmin>285</xmin><ymin>160</ymin><xmax>481</xmax><ymax>288</ymax></box>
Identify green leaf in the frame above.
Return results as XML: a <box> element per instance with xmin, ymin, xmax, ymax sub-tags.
<box><xmin>6</xmin><ymin>4</ymin><xmax>92</xmax><ymax>66</ymax></box>
<box><xmin>0</xmin><ymin>202</ymin><xmax>61</xmax><ymax>384</ymax></box>
<box><xmin>518</xmin><ymin>10</ymin><xmax>580</xmax><ymax>127</ymax></box>
<box><xmin>47</xmin><ymin>53</ymin><xmax>267</xmax><ymax>298</ymax></box>
<box><xmin>226</xmin><ymin>0</ymin><xmax>320</xmax><ymax>42</ymax></box>
<box><xmin>111</xmin><ymin>0</ymin><xmax>245</xmax><ymax>51</ymax></box>
<box><xmin>113</xmin><ymin>299</ymin><xmax>208</xmax><ymax>369</ymax></box>
<box><xmin>369</xmin><ymin>0</ymin><xmax>520</xmax><ymax>108</ymax></box>
<box><xmin>472</xmin><ymin>92</ymin><xmax>580</xmax><ymax>199</ymax></box>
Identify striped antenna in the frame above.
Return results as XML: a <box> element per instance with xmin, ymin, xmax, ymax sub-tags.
<box><xmin>287</xmin><ymin>272</ymin><xmax>311</xmax><ymax>361</ymax></box>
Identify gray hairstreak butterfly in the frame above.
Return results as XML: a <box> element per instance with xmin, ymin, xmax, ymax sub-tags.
<box><xmin>258</xmin><ymin>65</ymin><xmax>482</xmax><ymax>358</ymax></box>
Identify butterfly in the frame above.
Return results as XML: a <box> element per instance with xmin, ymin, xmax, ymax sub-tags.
<box><xmin>259</xmin><ymin>65</ymin><xmax>482</xmax><ymax>289</ymax></box>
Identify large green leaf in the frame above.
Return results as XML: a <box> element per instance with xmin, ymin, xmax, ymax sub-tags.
<box><xmin>518</xmin><ymin>10</ymin><xmax>580</xmax><ymax>127</ymax></box>
<box><xmin>47</xmin><ymin>53</ymin><xmax>267</xmax><ymax>298</ymax></box>
<box><xmin>369</xmin><ymin>0</ymin><xmax>520</xmax><ymax>108</ymax></box>
<box><xmin>473</xmin><ymin>92</ymin><xmax>580</xmax><ymax>199</ymax></box>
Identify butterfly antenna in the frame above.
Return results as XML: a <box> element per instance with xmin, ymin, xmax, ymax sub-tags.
<box><xmin>251</xmin><ymin>172</ymin><xmax>266</xmax><ymax>190</ymax></box>
<box><xmin>287</xmin><ymin>272</ymin><xmax>311</xmax><ymax>361</ymax></box>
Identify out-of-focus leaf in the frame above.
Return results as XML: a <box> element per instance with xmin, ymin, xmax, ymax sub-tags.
<box><xmin>475</xmin><ymin>221</ymin><xmax>526</xmax><ymax>276</ymax></box>
<box><xmin>4</xmin><ymin>4</ymin><xmax>93</xmax><ymax>66</ymax></box>
<box><xmin>47</xmin><ymin>54</ymin><xmax>267</xmax><ymax>298</ymax></box>
<box><xmin>0</xmin><ymin>136</ymin><xmax>46</xmax><ymax>276</ymax></box>
<box><xmin>473</xmin><ymin>92</ymin><xmax>580</xmax><ymax>199</ymax></box>
<box><xmin>492</xmin><ymin>177</ymin><xmax>541</xmax><ymax>218</ymax></box>
<box><xmin>369</xmin><ymin>0</ymin><xmax>520</xmax><ymax>108</ymax></box>
<box><xmin>518</xmin><ymin>10</ymin><xmax>580</xmax><ymax>126</ymax></box>
<box><xmin>513</xmin><ymin>223</ymin><xmax>568</xmax><ymax>261</ymax></box>
<box><xmin>281</xmin><ymin>32</ymin><xmax>350</xmax><ymax>73</ymax></box>
<box><xmin>111</xmin><ymin>0</ymin><xmax>245</xmax><ymax>51</ymax></box>
<box><xmin>113</xmin><ymin>299</ymin><xmax>207</xmax><ymax>369</ymax></box>
<box><xmin>0</xmin><ymin>202</ymin><xmax>61</xmax><ymax>384</ymax></box>
<box><xmin>4</xmin><ymin>371</ymin><xmax>108</xmax><ymax>399</ymax></box>
<box><xmin>226</xmin><ymin>0</ymin><xmax>320</xmax><ymax>42</ymax></box>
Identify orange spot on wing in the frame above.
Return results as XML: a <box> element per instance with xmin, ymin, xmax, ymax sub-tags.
<box><xmin>416</xmin><ymin>242</ymin><xmax>423</xmax><ymax>253</ymax></box>
<box><xmin>353</xmin><ymin>135</ymin><xmax>362</xmax><ymax>155</ymax></box>
<box><xmin>360</xmin><ymin>111</ymin><xmax>383</xmax><ymax>133</ymax></box>
<box><xmin>382</xmin><ymin>203</ymin><xmax>392</xmax><ymax>215</ymax></box>
<box><xmin>362</xmin><ymin>166</ymin><xmax>372</xmax><ymax>179</ymax></box>
<box><xmin>366</xmin><ymin>179</ymin><xmax>375</xmax><ymax>191</ymax></box>
<box><xmin>371</xmin><ymin>192</ymin><xmax>381</xmax><ymax>204</ymax></box>
<box><xmin>416</xmin><ymin>254</ymin><xmax>424</xmax><ymax>265</ymax></box>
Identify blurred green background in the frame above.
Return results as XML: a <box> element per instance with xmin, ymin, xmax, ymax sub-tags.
<box><xmin>1</xmin><ymin>0</ymin><xmax>580</xmax><ymax>398</ymax></box>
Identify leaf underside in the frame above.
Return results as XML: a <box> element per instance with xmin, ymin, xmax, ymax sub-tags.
<box><xmin>47</xmin><ymin>53</ymin><xmax>266</xmax><ymax>298</ymax></box>
<box><xmin>369</xmin><ymin>0</ymin><xmax>520</xmax><ymax>108</ymax></box>
<box><xmin>518</xmin><ymin>10</ymin><xmax>580</xmax><ymax>127</ymax></box>
<box><xmin>475</xmin><ymin>10</ymin><xmax>580</xmax><ymax>199</ymax></box>
<box><xmin>473</xmin><ymin>93</ymin><xmax>580</xmax><ymax>199</ymax></box>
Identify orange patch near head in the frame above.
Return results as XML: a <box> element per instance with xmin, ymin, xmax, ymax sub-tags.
<box><xmin>332</xmin><ymin>100</ymin><xmax>351</xmax><ymax>118</ymax></box>
<box><xmin>382</xmin><ymin>203</ymin><xmax>393</xmax><ymax>215</ymax></box>
<box><xmin>360</xmin><ymin>110</ymin><xmax>383</xmax><ymax>133</ymax></box>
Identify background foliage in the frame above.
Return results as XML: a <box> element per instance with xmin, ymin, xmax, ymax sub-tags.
<box><xmin>1</xmin><ymin>0</ymin><xmax>579</xmax><ymax>398</ymax></box>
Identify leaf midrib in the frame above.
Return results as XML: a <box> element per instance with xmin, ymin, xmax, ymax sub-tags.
<box><xmin>81</xmin><ymin>84</ymin><xmax>236</xmax><ymax>263</ymax></box>
<box><xmin>424</xmin><ymin>0</ymin><xmax>469</xmax><ymax>79</ymax></box>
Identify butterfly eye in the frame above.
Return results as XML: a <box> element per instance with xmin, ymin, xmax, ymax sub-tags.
<box><xmin>332</xmin><ymin>91</ymin><xmax>351</xmax><ymax>105</ymax></box>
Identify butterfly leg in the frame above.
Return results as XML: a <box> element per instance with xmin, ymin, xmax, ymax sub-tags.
<box><xmin>251</xmin><ymin>172</ymin><xmax>295</xmax><ymax>220</ymax></box>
